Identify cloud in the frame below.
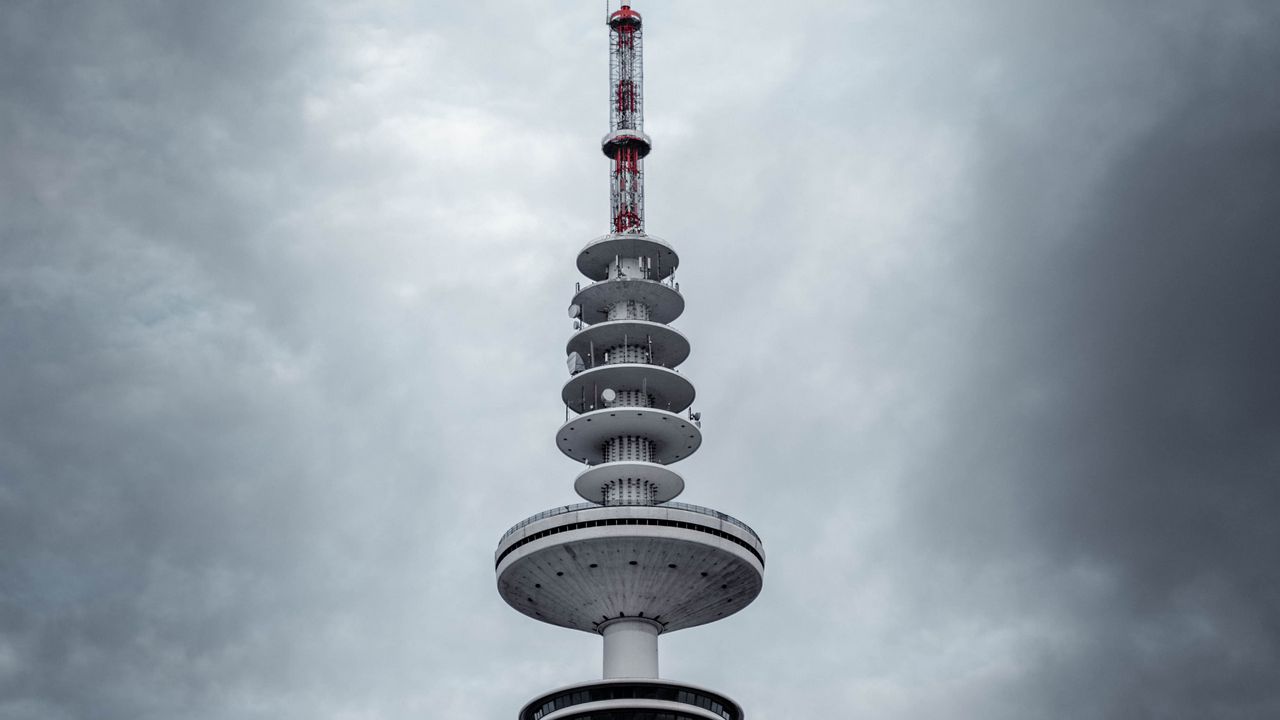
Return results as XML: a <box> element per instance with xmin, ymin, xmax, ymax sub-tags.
<box><xmin>1</xmin><ymin>1</ymin><xmax>1277</xmax><ymax>719</ymax></box>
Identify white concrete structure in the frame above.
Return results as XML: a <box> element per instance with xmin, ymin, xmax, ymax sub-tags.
<box><xmin>496</xmin><ymin>5</ymin><xmax>763</xmax><ymax>719</ymax></box>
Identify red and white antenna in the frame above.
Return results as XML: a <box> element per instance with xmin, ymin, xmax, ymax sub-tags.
<box><xmin>602</xmin><ymin>4</ymin><xmax>651</xmax><ymax>234</ymax></box>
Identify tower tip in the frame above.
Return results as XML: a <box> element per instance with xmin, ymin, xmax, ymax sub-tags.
<box><xmin>609</xmin><ymin>3</ymin><xmax>642</xmax><ymax>27</ymax></box>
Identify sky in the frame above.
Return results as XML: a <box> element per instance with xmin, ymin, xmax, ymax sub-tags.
<box><xmin>2</xmin><ymin>1</ymin><xmax>1278</xmax><ymax>718</ymax></box>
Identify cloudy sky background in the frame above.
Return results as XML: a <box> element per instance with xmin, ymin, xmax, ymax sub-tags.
<box><xmin>3</xmin><ymin>1</ymin><xmax>1279</xmax><ymax>718</ymax></box>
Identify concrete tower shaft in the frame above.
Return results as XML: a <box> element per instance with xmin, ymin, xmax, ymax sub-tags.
<box><xmin>496</xmin><ymin>5</ymin><xmax>762</xmax><ymax>718</ymax></box>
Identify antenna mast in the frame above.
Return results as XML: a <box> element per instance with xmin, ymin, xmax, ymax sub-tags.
<box><xmin>603</xmin><ymin>4</ymin><xmax>650</xmax><ymax>234</ymax></box>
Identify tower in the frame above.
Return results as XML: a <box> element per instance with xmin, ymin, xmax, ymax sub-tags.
<box><xmin>495</xmin><ymin>5</ymin><xmax>764</xmax><ymax>719</ymax></box>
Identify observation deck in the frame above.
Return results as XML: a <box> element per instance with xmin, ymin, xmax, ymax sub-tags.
<box><xmin>555</xmin><ymin>407</ymin><xmax>701</xmax><ymax>465</ymax></box>
<box><xmin>566</xmin><ymin>320</ymin><xmax>690</xmax><ymax>369</ymax></box>
<box><xmin>572</xmin><ymin>277</ymin><xmax>684</xmax><ymax>326</ymax></box>
<box><xmin>602</xmin><ymin>129</ymin><xmax>653</xmax><ymax>159</ymax></box>
<box><xmin>562</xmin><ymin>364</ymin><xmax>695</xmax><ymax>414</ymax></box>
<box><xmin>521</xmin><ymin>679</ymin><xmax>742</xmax><ymax>720</ymax></box>
<box><xmin>573</xmin><ymin>461</ymin><xmax>684</xmax><ymax>504</ymax></box>
<box><xmin>577</xmin><ymin>233</ymin><xmax>679</xmax><ymax>281</ymax></box>
<box><xmin>496</xmin><ymin>503</ymin><xmax>764</xmax><ymax>634</ymax></box>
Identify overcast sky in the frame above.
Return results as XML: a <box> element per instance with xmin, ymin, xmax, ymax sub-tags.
<box><xmin>2</xmin><ymin>1</ymin><xmax>1279</xmax><ymax>718</ymax></box>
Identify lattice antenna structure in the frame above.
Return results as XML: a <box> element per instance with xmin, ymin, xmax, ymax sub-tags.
<box><xmin>604</xmin><ymin>4</ymin><xmax>650</xmax><ymax>234</ymax></box>
<box><xmin>495</xmin><ymin>6</ymin><xmax>765</xmax><ymax>720</ymax></box>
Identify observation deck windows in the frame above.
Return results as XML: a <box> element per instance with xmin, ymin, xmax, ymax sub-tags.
<box><xmin>524</xmin><ymin>682</ymin><xmax>737</xmax><ymax>720</ymax></box>
<box><xmin>495</xmin><ymin>516</ymin><xmax>764</xmax><ymax>567</ymax></box>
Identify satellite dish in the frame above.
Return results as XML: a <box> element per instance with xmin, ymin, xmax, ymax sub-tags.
<box><xmin>568</xmin><ymin>303</ymin><xmax>582</xmax><ymax>319</ymax></box>
<box><xmin>601</xmin><ymin>388</ymin><xmax>617</xmax><ymax>404</ymax></box>
<box><xmin>567</xmin><ymin>352</ymin><xmax>586</xmax><ymax>375</ymax></box>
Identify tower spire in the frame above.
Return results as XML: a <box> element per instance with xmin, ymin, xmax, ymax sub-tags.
<box><xmin>604</xmin><ymin>4</ymin><xmax>650</xmax><ymax>234</ymax></box>
<box><xmin>496</xmin><ymin>6</ymin><xmax>764</xmax><ymax>718</ymax></box>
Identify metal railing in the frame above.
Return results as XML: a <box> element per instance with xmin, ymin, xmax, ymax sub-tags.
<box><xmin>574</xmin><ymin>275</ymin><xmax>680</xmax><ymax>296</ymax></box>
<box><xmin>499</xmin><ymin>501</ymin><xmax>760</xmax><ymax>545</ymax></box>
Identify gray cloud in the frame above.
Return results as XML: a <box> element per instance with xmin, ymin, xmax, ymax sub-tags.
<box><xmin>1</xmin><ymin>1</ymin><xmax>1277</xmax><ymax>719</ymax></box>
<box><xmin>934</xmin><ymin>74</ymin><xmax>1280</xmax><ymax>718</ymax></box>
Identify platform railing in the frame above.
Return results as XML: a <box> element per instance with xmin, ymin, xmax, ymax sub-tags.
<box><xmin>574</xmin><ymin>275</ymin><xmax>680</xmax><ymax>296</ymax></box>
<box><xmin>499</xmin><ymin>501</ymin><xmax>760</xmax><ymax>545</ymax></box>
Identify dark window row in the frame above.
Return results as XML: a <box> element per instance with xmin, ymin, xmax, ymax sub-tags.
<box><xmin>496</xmin><ymin>517</ymin><xmax>764</xmax><ymax>568</ymax></box>
<box><xmin>559</xmin><ymin>713</ymin><xmax>707</xmax><ymax>720</ymax></box>
<box><xmin>524</xmin><ymin>682</ymin><xmax>738</xmax><ymax>720</ymax></box>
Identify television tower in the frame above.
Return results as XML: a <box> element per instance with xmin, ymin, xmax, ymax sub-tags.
<box><xmin>495</xmin><ymin>5</ymin><xmax>764</xmax><ymax>719</ymax></box>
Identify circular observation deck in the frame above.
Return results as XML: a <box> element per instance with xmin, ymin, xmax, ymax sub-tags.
<box><xmin>522</xmin><ymin>679</ymin><xmax>742</xmax><ymax>720</ymax></box>
<box><xmin>562</xmin><ymin>364</ymin><xmax>695</xmax><ymax>415</ymax></box>
<box><xmin>567</xmin><ymin>320</ymin><xmax>690</xmax><ymax>369</ymax></box>
<box><xmin>574</xmin><ymin>462</ymin><xmax>683</xmax><ymax>504</ymax></box>
<box><xmin>496</xmin><ymin>503</ymin><xmax>764</xmax><ymax>634</ymax></box>
<box><xmin>602</xmin><ymin>129</ymin><xmax>652</xmax><ymax>159</ymax></box>
<box><xmin>608</xmin><ymin>4</ymin><xmax>642</xmax><ymax>29</ymax></box>
<box><xmin>573</xmin><ymin>278</ymin><xmax>684</xmax><ymax>326</ymax></box>
<box><xmin>577</xmin><ymin>234</ymin><xmax>679</xmax><ymax>282</ymax></box>
<box><xmin>556</xmin><ymin>407</ymin><xmax>701</xmax><ymax>465</ymax></box>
